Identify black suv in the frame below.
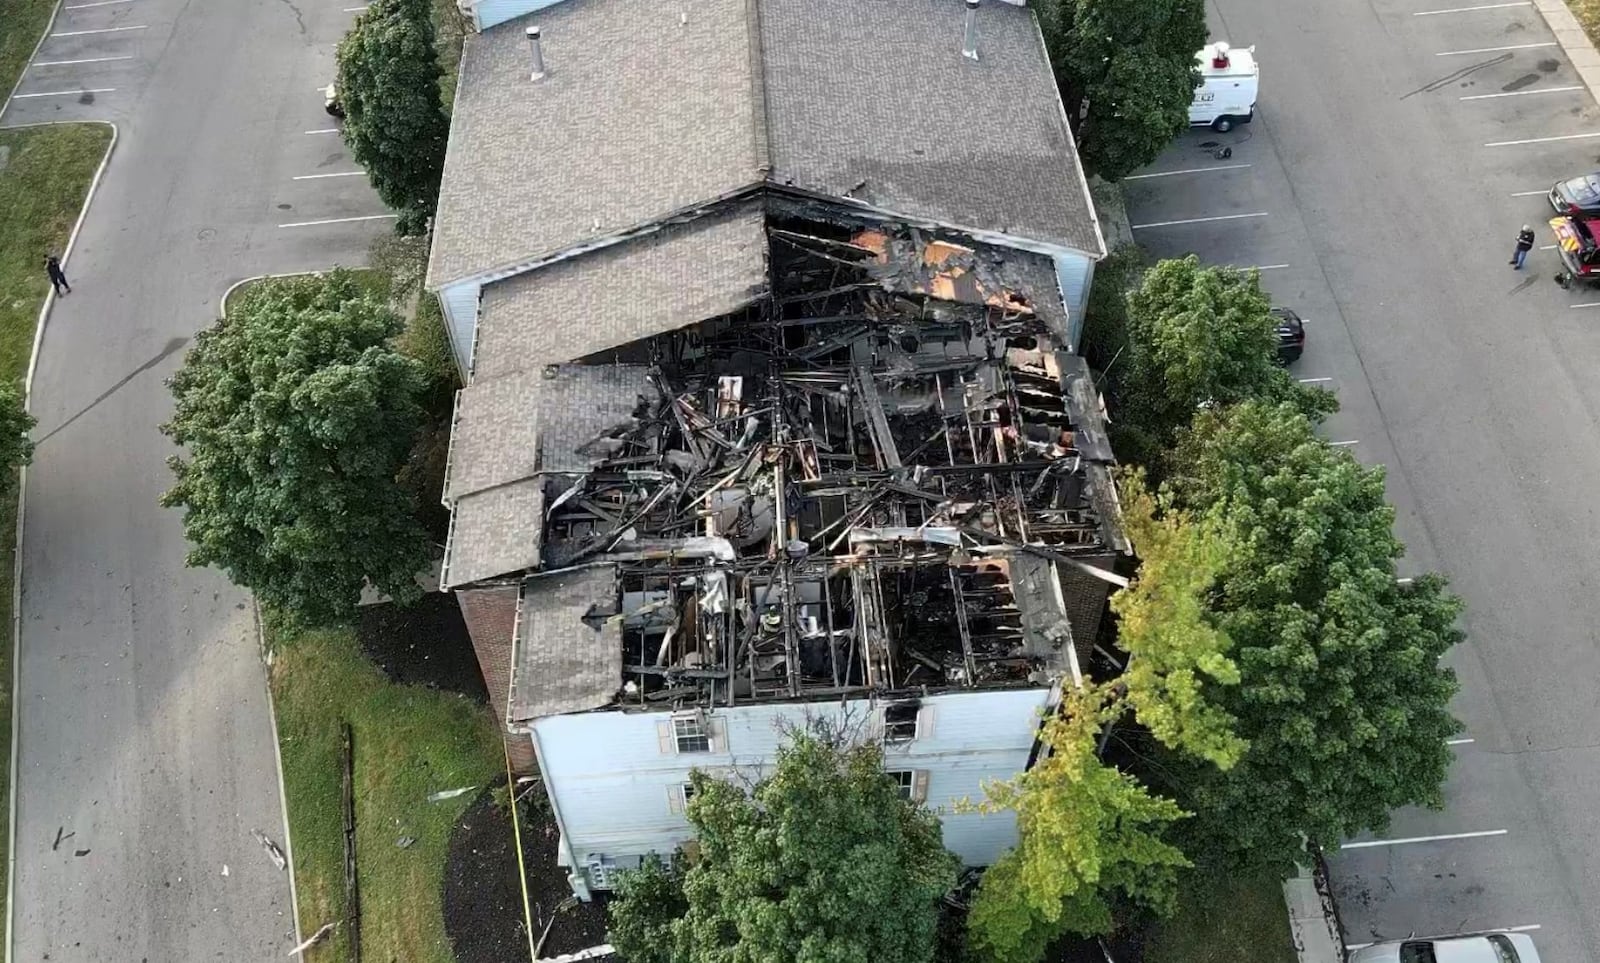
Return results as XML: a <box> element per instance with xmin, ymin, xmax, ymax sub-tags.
<box><xmin>1270</xmin><ymin>307</ymin><xmax>1306</xmax><ymax>364</ymax></box>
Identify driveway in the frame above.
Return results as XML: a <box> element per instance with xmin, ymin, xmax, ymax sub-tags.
<box><xmin>2</xmin><ymin>0</ymin><xmax>390</xmax><ymax>957</ymax></box>
<box><xmin>1124</xmin><ymin>1</ymin><xmax>1600</xmax><ymax>959</ymax></box>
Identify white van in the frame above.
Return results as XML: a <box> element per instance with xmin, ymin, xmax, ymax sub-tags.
<box><xmin>1190</xmin><ymin>42</ymin><xmax>1258</xmax><ymax>132</ymax></box>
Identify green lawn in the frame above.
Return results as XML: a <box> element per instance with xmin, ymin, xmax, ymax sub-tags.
<box><xmin>1143</xmin><ymin>866</ymin><xmax>1298</xmax><ymax>963</ymax></box>
<box><xmin>1571</xmin><ymin>0</ymin><xmax>1600</xmax><ymax>48</ymax></box>
<box><xmin>0</xmin><ymin>121</ymin><xmax>114</xmax><ymax>929</ymax></box>
<box><xmin>268</xmin><ymin>618</ymin><xmax>503</xmax><ymax>963</ymax></box>
<box><xmin>1</xmin><ymin>0</ymin><xmax>55</xmax><ymax>101</ymax></box>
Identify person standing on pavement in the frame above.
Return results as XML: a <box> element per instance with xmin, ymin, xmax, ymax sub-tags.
<box><xmin>44</xmin><ymin>254</ymin><xmax>71</xmax><ymax>295</ymax></box>
<box><xmin>1511</xmin><ymin>225</ymin><xmax>1536</xmax><ymax>270</ymax></box>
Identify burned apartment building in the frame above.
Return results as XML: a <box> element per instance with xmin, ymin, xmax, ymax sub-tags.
<box><xmin>427</xmin><ymin>0</ymin><xmax>1117</xmax><ymax>899</ymax></box>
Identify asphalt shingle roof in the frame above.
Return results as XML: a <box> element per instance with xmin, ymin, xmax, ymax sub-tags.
<box><xmin>427</xmin><ymin>0</ymin><xmax>1100</xmax><ymax>289</ymax></box>
<box><xmin>427</xmin><ymin>0</ymin><xmax>764</xmax><ymax>288</ymax></box>
<box><xmin>509</xmin><ymin>565</ymin><xmax>623</xmax><ymax>722</ymax></box>
<box><xmin>471</xmin><ymin>200</ymin><xmax>770</xmax><ymax>381</ymax></box>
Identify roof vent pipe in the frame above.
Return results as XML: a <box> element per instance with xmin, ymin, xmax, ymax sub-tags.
<box><xmin>962</xmin><ymin>0</ymin><xmax>980</xmax><ymax>60</ymax></box>
<box><xmin>526</xmin><ymin>25</ymin><xmax>546</xmax><ymax>81</ymax></box>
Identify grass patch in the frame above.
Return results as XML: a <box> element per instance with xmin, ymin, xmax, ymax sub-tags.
<box><xmin>1571</xmin><ymin>0</ymin><xmax>1600</xmax><ymax>49</ymax></box>
<box><xmin>222</xmin><ymin>267</ymin><xmax>391</xmax><ymax>318</ymax></box>
<box><xmin>0</xmin><ymin>121</ymin><xmax>113</xmax><ymax>929</ymax></box>
<box><xmin>1142</xmin><ymin>865</ymin><xmax>1297</xmax><ymax>963</ymax></box>
<box><xmin>267</xmin><ymin>617</ymin><xmax>503</xmax><ymax>963</ymax></box>
<box><xmin>0</xmin><ymin>0</ymin><xmax>55</xmax><ymax>101</ymax></box>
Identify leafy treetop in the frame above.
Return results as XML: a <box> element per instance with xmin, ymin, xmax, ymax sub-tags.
<box><xmin>608</xmin><ymin>727</ymin><xmax>959</xmax><ymax>963</ymax></box>
<box><xmin>1166</xmin><ymin>400</ymin><xmax>1462</xmax><ymax>869</ymax></box>
<box><xmin>161</xmin><ymin>270</ymin><xmax>431</xmax><ymax>626</ymax></box>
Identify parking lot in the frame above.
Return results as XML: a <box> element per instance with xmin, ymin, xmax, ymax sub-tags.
<box><xmin>2</xmin><ymin>0</ymin><xmax>395</xmax><ymax>253</ymax></box>
<box><xmin>1128</xmin><ymin>1</ymin><xmax>1600</xmax><ymax>958</ymax></box>
<box><xmin>4</xmin><ymin>0</ymin><xmax>406</xmax><ymax>958</ymax></box>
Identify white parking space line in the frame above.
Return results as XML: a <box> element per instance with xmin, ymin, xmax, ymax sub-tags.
<box><xmin>292</xmin><ymin>171</ymin><xmax>365</xmax><ymax>180</ymax></box>
<box><xmin>343</xmin><ymin>4</ymin><xmax>368</xmax><ymax>9</ymax></box>
<box><xmin>1446</xmin><ymin>737</ymin><xmax>1476</xmax><ymax>745</ymax></box>
<box><xmin>278</xmin><ymin>213</ymin><xmax>397</xmax><ymax>228</ymax></box>
<box><xmin>64</xmin><ymin>0</ymin><xmax>137</xmax><ymax>7</ymax></box>
<box><xmin>1343</xmin><ymin>829</ymin><xmax>1508</xmax><ymax>849</ymax></box>
<box><xmin>51</xmin><ymin>24</ymin><xmax>148</xmax><ymax>35</ymax></box>
<box><xmin>1462</xmin><ymin>85</ymin><xmax>1582</xmax><ymax>101</ymax></box>
<box><xmin>1486</xmin><ymin>132</ymin><xmax>1600</xmax><ymax>147</ymax></box>
<box><xmin>1437</xmin><ymin>41</ymin><xmax>1556</xmax><ymax>56</ymax></box>
<box><xmin>305</xmin><ymin>128</ymin><xmax>341</xmax><ymax>134</ymax></box>
<box><xmin>31</xmin><ymin>55</ymin><xmax>135</xmax><ymax>67</ymax></box>
<box><xmin>1542</xmin><ymin>244</ymin><xmax>1558</xmax><ymax>250</ymax></box>
<box><xmin>1512</xmin><ymin>189</ymin><xmax>1550</xmax><ymax>197</ymax></box>
<box><xmin>1414</xmin><ymin>0</ymin><xmax>1529</xmax><ymax>13</ymax></box>
<box><xmin>1298</xmin><ymin>377</ymin><xmax>1333</xmax><ymax>384</ymax></box>
<box><xmin>11</xmin><ymin>87</ymin><xmax>115</xmax><ymax>98</ymax></box>
<box><xmin>1569</xmin><ymin>301</ymin><xmax>1600</xmax><ymax>309</ymax></box>
<box><xmin>1330</xmin><ymin>440</ymin><xmax>1360</xmax><ymax>447</ymax></box>
<box><xmin>1124</xmin><ymin>163</ymin><xmax>1252</xmax><ymax>180</ymax></box>
<box><xmin>1243</xmin><ymin>263</ymin><xmax>1289</xmax><ymax>271</ymax></box>
<box><xmin>1131</xmin><ymin>212</ymin><xmax>1269</xmax><ymax>230</ymax></box>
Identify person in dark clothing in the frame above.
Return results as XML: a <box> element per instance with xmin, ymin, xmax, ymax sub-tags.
<box><xmin>44</xmin><ymin>254</ymin><xmax>71</xmax><ymax>295</ymax></box>
<box><xmin>1511</xmin><ymin>225</ymin><xmax>1536</xmax><ymax>269</ymax></box>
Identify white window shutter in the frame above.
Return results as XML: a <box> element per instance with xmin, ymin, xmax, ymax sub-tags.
<box><xmin>708</xmin><ymin>717</ymin><xmax>729</xmax><ymax>754</ymax></box>
<box><xmin>667</xmin><ymin>785</ymin><xmax>684</xmax><ymax>814</ymax></box>
<box><xmin>657</xmin><ymin>720</ymin><xmax>676</xmax><ymax>755</ymax></box>
<box><xmin>867</xmin><ymin>708</ymin><xmax>885</xmax><ymax>742</ymax></box>
<box><xmin>912</xmin><ymin>770</ymin><xmax>930</xmax><ymax>803</ymax></box>
<box><xmin>916</xmin><ymin>705</ymin><xmax>936</xmax><ymax>740</ymax></box>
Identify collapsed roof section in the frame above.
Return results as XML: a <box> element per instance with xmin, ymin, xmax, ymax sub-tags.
<box><xmin>452</xmin><ymin>202</ymin><xmax>1129</xmax><ymax>726</ymax></box>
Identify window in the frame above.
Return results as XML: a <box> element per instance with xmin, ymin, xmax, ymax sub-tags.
<box><xmin>886</xmin><ymin>770</ymin><xmax>914</xmax><ymax>800</ymax></box>
<box><xmin>883</xmin><ymin>703</ymin><xmax>919</xmax><ymax>743</ymax></box>
<box><xmin>673</xmin><ymin>714</ymin><xmax>711</xmax><ymax>753</ymax></box>
<box><xmin>682</xmin><ymin>781</ymin><xmax>697</xmax><ymax>804</ymax></box>
<box><xmin>1486</xmin><ymin>935</ymin><xmax>1521</xmax><ymax>963</ymax></box>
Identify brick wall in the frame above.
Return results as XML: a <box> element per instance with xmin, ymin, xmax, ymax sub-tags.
<box><xmin>457</xmin><ymin>583</ymin><xmax>538</xmax><ymax>773</ymax></box>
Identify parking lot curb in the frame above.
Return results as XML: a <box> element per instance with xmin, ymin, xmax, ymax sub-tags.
<box><xmin>1284</xmin><ymin>861</ymin><xmax>1346</xmax><ymax>963</ymax></box>
<box><xmin>1532</xmin><ymin>0</ymin><xmax>1600</xmax><ymax>102</ymax></box>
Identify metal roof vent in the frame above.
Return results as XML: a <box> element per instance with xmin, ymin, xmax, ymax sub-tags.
<box><xmin>526</xmin><ymin>25</ymin><xmax>546</xmax><ymax>81</ymax></box>
<box><xmin>962</xmin><ymin>0</ymin><xmax>980</xmax><ymax>61</ymax></box>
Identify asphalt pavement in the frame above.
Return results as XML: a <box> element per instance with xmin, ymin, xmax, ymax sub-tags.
<box><xmin>1125</xmin><ymin>1</ymin><xmax>1600</xmax><ymax>958</ymax></box>
<box><xmin>2</xmin><ymin>0</ymin><xmax>391</xmax><ymax>957</ymax></box>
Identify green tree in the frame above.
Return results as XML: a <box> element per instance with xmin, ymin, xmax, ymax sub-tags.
<box><xmin>1165</xmin><ymin>401</ymin><xmax>1462</xmax><ymax>870</ymax></box>
<box><xmin>607</xmin><ymin>728</ymin><xmax>959</xmax><ymax>963</ymax></box>
<box><xmin>608</xmin><ymin>855</ymin><xmax>687</xmax><ymax>963</ymax></box>
<box><xmin>1037</xmin><ymin>0</ymin><xmax>1208</xmax><ymax>180</ymax></box>
<box><xmin>0</xmin><ymin>381</ymin><xmax>37</xmax><ymax>473</ymax></box>
<box><xmin>966</xmin><ymin>684</ymin><xmax>1190</xmax><ymax>963</ymax></box>
<box><xmin>1113</xmin><ymin>471</ymin><xmax>1245</xmax><ymax>769</ymax></box>
<box><xmin>161</xmin><ymin>271</ymin><xmax>431</xmax><ymax>626</ymax></box>
<box><xmin>1119</xmin><ymin>256</ymin><xmax>1334</xmax><ymax>469</ymax></box>
<box><xmin>336</xmin><ymin>0</ymin><xmax>450</xmax><ymax>234</ymax></box>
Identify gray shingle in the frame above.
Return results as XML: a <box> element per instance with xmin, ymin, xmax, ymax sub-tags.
<box><xmin>445</xmin><ymin>364</ymin><xmax>654</xmax><ymax>502</ymax></box>
<box><xmin>427</xmin><ymin>0</ymin><xmax>1101</xmax><ymax>289</ymax></box>
<box><xmin>473</xmin><ymin>200</ymin><xmax>769</xmax><ymax>381</ymax></box>
<box><xmin>441</xmin><ymin>479</ymin><xmax>546</xmax><ymax>589</ymax></box>
<box><xmin>509</xmin><ymin>565</ymin><xmax>623</xmax><ymax>722</ymax></box>
<box><xmin>760</xmin><ymin>0</ymin><xmax>1101</xmax><ymax>256</ymax></box>
<box><xmin>427</xmin><ymin>0</ymin><xmax>765</xmax><ymax>287</ymax></box>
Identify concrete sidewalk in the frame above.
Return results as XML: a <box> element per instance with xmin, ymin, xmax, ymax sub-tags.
<box><xmin>1285</xmin><ymin>863</ymin><xmax>1346</xmax><ymax>963</ymax></box>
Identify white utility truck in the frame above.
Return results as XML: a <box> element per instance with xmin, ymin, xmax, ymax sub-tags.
<box><xmin>1189</xmin><ymin>41</ymin><xmax>1257</xmax><ymax>132</ymax></box>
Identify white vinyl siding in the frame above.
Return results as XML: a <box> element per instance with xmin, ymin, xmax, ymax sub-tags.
<box><xmin>473</xmin><ymin>0</ymin><xmax>567</xmax><ymax>30</ymax></box>
<box><xmin>438</xmin><ymin>281</ymin><xmax>480</xmax><ymax>379</ymax></box>
<box><xmin>534</xmin><ymin>689</ymin><xmax>1047</xmax><ymax>868</ymax></box>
